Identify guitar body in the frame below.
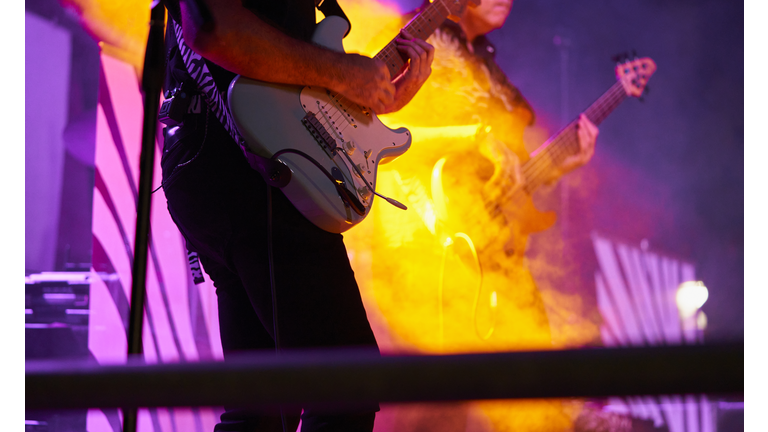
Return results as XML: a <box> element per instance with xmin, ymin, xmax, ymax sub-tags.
<box><xmin>228</xmin><ymin>16</ymin><xmax>412</xmax><ymax>233</ymax></box>
<box><xmin>432</xmin><ymin>152</ymin><xmax>556</xmax><ymax>268</ymax></box>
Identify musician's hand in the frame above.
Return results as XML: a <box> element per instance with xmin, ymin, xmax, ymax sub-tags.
<box><xmin>380</xmin><ymin>30</ymin><xmax>435</xmax><ymax>114</ymax></box>
<box><xmin>557</xmin><ymin>114</ymin><xmax>598</xmax><ymax>176</ymax></box>
<box><xmin>337</xmin><ymin>54</ymin><xmax>396</xmax><ymax>114</ymax></box>
<box><xmin>394</xmin><ymin>30</ymin><xmax>434</xmax><ymax>88</ymax></box>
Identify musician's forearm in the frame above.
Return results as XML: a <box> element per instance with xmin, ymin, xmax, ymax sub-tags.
<box><xmin>384</xmin><ymin>76</ymin><xmax>421</xmax><ymax>113</ymax></box>
<box><xmin>180</xmin><ymin>0</ymin><xmax>348</xmax><ymax>91</ymax></box>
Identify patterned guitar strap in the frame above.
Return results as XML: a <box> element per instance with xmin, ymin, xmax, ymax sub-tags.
<box><xmin>166</xmin><ymin>1</ymin><xmax>350</xmax><ymax>284</ymax></box>
<box><xmin>167</xmin><ymin>0</ymin><xmax>350</xmax><ymax>152</ymax></box>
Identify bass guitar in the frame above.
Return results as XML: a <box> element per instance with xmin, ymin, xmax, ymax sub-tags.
<box><xmin>228</xmin><ymin>0</ymin><xmax>476</xmax><ymax>233</ymax></box>
<box><xmin>433</xmin><ymin>56</ymin><xmax>657</xmax><ymax>270</ymax></box>
<box><xmin>426</xmin><ymin>56</ymin><xmax>656</xmax><ymax>342</ymax></box>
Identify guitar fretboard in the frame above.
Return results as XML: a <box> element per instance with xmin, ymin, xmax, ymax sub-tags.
<box><xmin>374</xmin><ymin>0</ymin><xmax>453</xmax><ymax>78</ymax></box>
<box><xmin>521</xmin><ymin>80</ymin><xmax>628</xmax><ymax>193</ymax></box>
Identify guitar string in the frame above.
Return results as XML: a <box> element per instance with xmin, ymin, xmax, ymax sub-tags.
<box><xmin>441</xmin><ymin>80</ymin><xmax>626</xmax><ymax>222</ymax></box>
<box><xmin>314</xmin><ymin>5</ymin><xmax>637</xmax><ymax>219</ymax></box>
<box><xmin>518</xmin><ymin>83</ymin><xmax>627</xmax><ymax>192</ymax></box>
<box><xmin>319</xmin><ymin>0</ymin><xmax>450</xmax><ymax>119</ymax></box>
<box><xmin>435</xmin><ymin>69</ymin><xmax>644</xmax><ymax>280</ymax></box>
<box><xmin>487</xmin><ymin>82</ymin><xmax>627</xmax><ymax>211</ymax></box>
<box><xmin>522</xmin><ymin>84</ymin><xmax>626</xmax><ymax>189</ymax></box>
<box><xmin>508</xmin><ymin>85</ymin><xmax>623</xmax><ymax>198</ymax></box>
<box><xmin>316</xmin><ymin>1</ymin><xmax>445</xmax><ymax>127</ymax></box>
<box><xmin>312</xmin><ymin>1</ymin><xmax>449</xmax><ymax>149</ymax></box>
<box><xmin>294</xmin><ymin>0</ymin><xmax>448</xmax><ymax>194</ymax></box>
<box><xmin>526</xmin><ymin>81</ymin><xmax>625</xmax><ymax>169</ymax></box>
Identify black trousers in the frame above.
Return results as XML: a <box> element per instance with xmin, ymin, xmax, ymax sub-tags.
<box><xmin>160</xmin><ymin>109</ymin><xmax>379</xmax><ymax>432</ymax></box>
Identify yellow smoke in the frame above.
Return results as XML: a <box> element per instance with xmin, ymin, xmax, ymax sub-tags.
<box><xmin>339</xmin><ymin>1</ymin><xmax>600</xmax><ymax>430</ymax></box>
<box><xmin>340</xmin><ymin>0</ymin><xmax>582</xmax><ymax>355</ymax></box>
<box><xmin>61</xmin><ymin>0</ymin><xmax>151</xmax><ymax>72</ymax></box>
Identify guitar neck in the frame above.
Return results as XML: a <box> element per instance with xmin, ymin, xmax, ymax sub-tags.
<box><xmin>374</xmin><ymin>0</ymin><xmax>454</xmax><ymax>77</ymax></box>
<box><xmin>521</xmin><ymin>80</ymin><xmax>628</xmax><ymax>194</ymax></box>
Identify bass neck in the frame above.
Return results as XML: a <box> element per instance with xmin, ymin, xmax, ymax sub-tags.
<box><xmin>520</xmin><ymin>56</ymin><xmax>656</xmax><ymax>194</ymax></box>
<box><xmin>520</xmin><ymin>81</ymin><xmax>628</xmax><ymax>194</ymax></box>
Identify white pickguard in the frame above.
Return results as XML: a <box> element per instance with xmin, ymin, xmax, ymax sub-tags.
<box><xmin>227</xmin><ymin>16</ymin><xmax>411</xmax><ymax>233</ymax></box>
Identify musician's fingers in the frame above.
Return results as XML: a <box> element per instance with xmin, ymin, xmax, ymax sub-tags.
<box><xmin>575</xmin><ymin>116</ymin><xmax>596</xmax><ymax>163</ymax></box>
<box><xmin>577</xmin><ymin>115</ymin><xmax>595</xmax><ymax>151</ymax></box>
<box><xmin>396</xmin><ymin>40</ymin><xmax>421</xmax><ymax>63</ymax></box>
<box><xmin>412</xmin><ymin>37</ymin><xmax>435</xmax><ymax>65</ymax></box>
<box><xmin>577</xmin><ymin>128</ymin><xmax>591</xmax><ymax>162</ymax></box>
<box><xmin>396</xmin><ymin>39</ymin><xmax>426</xmax><ymax>68</ymax></box>
<box><xmin>582</xmin><ymin>114</ymin><xmax>599</xmax><ymax>139</ymax></box>
<box><xmin>396</xmin><ymin>36</ymin><xmax>433</xmax><ymax>77</ymax></box>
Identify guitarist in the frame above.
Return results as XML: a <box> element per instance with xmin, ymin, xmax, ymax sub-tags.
<box><xmin>159</xmin><ymin>1</ymin><xmax>434</xmax><ymax>431</ymax></box>
<box><xmin>368</xmin><ymin>0</ymin><xmax>598</xmax><ymax>430</ymax></box>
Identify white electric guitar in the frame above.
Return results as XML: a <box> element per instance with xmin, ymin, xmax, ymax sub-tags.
<box><xmin>228</xmin><ymin>0</ymin><xmax>475</xmax><ymax>233</ymax></box>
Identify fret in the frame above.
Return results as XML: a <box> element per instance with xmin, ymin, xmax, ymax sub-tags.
<box><xmin>520</xmin><ymin>81</ymin><xmax>630</xmax><ymax>192</ymax></box>
<box><xmin>373</xmin><ymin>0</ymin><xmax>453</xmax><ymax>78</ymax></box>
<box><xmin>584</xmin><ymin>82</ymin><xmax>627</xmax><ymax>125</ymax></box>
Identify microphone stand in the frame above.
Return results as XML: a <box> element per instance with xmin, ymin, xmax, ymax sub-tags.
<box><xmin>124</xmin><ymin>1</ymin><xmax>214</xmax><ymax>431</ymax></box>
<box><xmin>123</xmin><ymin>2</ymin><xmax>166</xmax><ymax>432</ymax></box>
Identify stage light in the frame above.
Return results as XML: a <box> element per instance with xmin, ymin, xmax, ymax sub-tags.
<box><xmin>491</xmin><ymin>291</ymin><xmax>498</xmax><ymax>308</ymax></box>
<box><xmin>675</xmin><ymin>281</ymin><xmax>709</xmax><ymax>319</ymax></box>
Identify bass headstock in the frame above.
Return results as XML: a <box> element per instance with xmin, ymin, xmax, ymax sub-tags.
<box><xmin>616</xmin><ymin>56</ymin><xmax>657</xmax><ymax>98</ymax></box>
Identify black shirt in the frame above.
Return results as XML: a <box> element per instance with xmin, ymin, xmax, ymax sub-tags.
<box><xmin>162</xmin><ymin>0</ymin><xmax>318</xmax><ymax>100</ymax></box>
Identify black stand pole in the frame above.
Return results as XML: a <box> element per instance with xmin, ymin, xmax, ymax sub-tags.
<box><xmin>123</xmin><ymin>2</ymin><xmax>166</xmax><ymax>432</ymax></box>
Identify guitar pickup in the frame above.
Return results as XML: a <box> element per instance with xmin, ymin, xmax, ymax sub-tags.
<box><xmin>302</xmin><ymin>112</ymin><xmax>336</xmax><ymax>152</ymax></box>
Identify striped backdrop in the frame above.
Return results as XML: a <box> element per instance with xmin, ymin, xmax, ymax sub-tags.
<box><xmin>87</xmin><ymin>52</ymin><xmax>224</xmax><ymax>432</ymax></box>
<box><xmin>592</xmin><ymin>232</ymin><xmax>715</xmax><ymax>432</ymax></box>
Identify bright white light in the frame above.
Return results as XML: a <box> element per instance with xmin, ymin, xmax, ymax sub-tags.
<box><xmin>490</xmin><ymin>291</ymin><xmax>497</xmax><ymax>308</ymax></box>
<box><xmin>676</xmin><ymin>281</ymin><xmax>709</xmax><ymax>318</ymax></box>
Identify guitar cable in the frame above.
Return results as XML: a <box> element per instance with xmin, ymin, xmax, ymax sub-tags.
<box><xmin>264</xmin><ymin>184</ymin><xmax>289</xmax><ymax>432</ymax></box>
<box><xmin>264</xmin><ymin>147</ymin><xmax>366</xmax><ymax>432</ymax></box>
<box><xmin>270</xmin><ymin>147</ymin><xmax>408</xmax><ymax>214</ymax></box>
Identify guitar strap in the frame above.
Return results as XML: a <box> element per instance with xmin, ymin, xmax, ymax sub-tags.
<box><xmin>316</xmin><ymin>0</ymin><xmax>351</xmax><ymax>37</ymax></box>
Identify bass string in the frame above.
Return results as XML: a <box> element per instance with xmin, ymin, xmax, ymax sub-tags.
<box><xmin>522</xmin><ymin>82</ymin><xmax>624</xmax><ymax>180</ymax></box>
<box><xmin>520</xmin><ymin>83</ymin><xmax>627</xmax><ymax>190</ymax></box>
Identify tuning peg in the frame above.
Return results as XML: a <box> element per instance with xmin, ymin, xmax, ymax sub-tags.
<box><xmin>638</xmin><ymin>85</ymin><xmax>650</xmax><ymax>103</ymax></box>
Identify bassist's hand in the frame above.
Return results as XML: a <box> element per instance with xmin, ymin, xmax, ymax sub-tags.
<box><xmin>558</xmin><ymin>114</ymin><xmax>598</xmax><ymax>175</ymax></box>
